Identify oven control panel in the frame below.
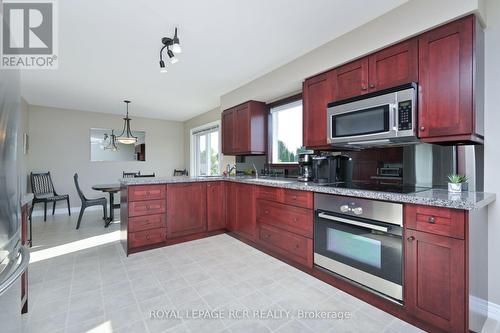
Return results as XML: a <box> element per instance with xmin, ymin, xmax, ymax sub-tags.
<box><xmin>398</xmin><ymin>100</ymin><xmax>412</xmax><ymax>131</ymax></box>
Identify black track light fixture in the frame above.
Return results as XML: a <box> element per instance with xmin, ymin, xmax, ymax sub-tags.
<box><xmin>159</xmin><ymin>27</ymin><xmax>181</xmax><ymax>73</ymax></box>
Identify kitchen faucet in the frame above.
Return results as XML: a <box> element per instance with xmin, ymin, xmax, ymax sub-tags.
<box><xmin>226</xmin><ymin>164</ymin><xmax>236</xmax><ymax>176</ymax></box>
<box><xmin>252</xmin><ymin>163</ymin><xmax>259</xmax><ymax>178</ymax></box>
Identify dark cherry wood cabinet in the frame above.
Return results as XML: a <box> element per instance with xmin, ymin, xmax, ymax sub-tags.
<box><xmin>405</xmin><ymin>228</ymin><xmax>466</xmax><ymax>332</ymax></box>
<box><xmin>234</xmin><ymin>183</ymin><xmax>256</xmax><ymax>241</ymax></box>
<box><xmin>332</xmin><ymin>57</ymin><xmax>369</xmax><ymax>101</ymax></box>
<box><xmin>225</xmin><ymin>182</ymin><xmax>236</xmax><ymax>231</ymax></box>
<box><xmin>207</xmin><ymin>182</ymin><xmax>225</xmax><ymax>231</ymax></box>
<box><xmin>302</xmin><ymin>72</ymin><xmax>333</xmax><ymax>149</ymax></box>
<box><xmin>167</xmin><ymin>183</ymin><xmax>207</xmax><ymax>238</ymax></box>
<box><xmin>221</xmin><ymin>101</ymin><xmax>267</xmax><ymax>155</ymax></box>
<box><xmin>221</xmin><ymin>109</ymin><xmax>236</xmax><ymax>154</ymax></box>
<box><xmin>368</xmin><ymin>39</ymin><xmax>418</xmax><ymax>92</ymax></box>
<box><xmin>418</xmin><ymin>15</ymin><xmax>483</xmax><ymax>144</ymax></box>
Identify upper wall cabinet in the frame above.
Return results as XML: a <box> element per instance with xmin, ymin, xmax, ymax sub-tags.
<box><xmin>418</xmin><ymin>15</ymin><xmax>483</xmax><ymax>144</ymax></box>
<box><xmin>222</xmin><ymin>101</ymin><xmax>267</xmax><ymax>155</ymax></box>
<box><xmin>331</xmin><ymin>39</ymin><xmax>418</xmax><ymax>101</ymax></box>
<box><xmin>303</xmin><ymin>72</ymin><xmax>334</xmax><ymax>149</ymax></box>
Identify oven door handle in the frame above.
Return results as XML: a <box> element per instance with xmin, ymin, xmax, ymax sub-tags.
<box><xmin>317</xmin><ymin>212</ymin><xmax>388</xmax><ymax>233</ymax></box>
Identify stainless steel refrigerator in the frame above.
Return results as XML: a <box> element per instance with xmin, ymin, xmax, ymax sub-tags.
<box><xmin>0</xmin><ymin>62</ymin><xmax>30</xmax><ymax>331</ymax></box>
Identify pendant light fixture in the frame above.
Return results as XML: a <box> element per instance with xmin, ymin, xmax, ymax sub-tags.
<box><xmin>116</xmin><ymin>100</ymin><xmax>138</xmax><ymax>144</ymax></box>
<box><xmin>103</xmin><ymin>130</ymin><xmax>119</xmax><ymax>151</ymax></box>
<box><xmin>159</xmin><ymin>27</ymin><xmax>181</xmax><ymax>73</ymax></box>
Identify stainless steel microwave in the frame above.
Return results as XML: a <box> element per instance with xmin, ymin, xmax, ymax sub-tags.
<box><xmin>327</xmin><ymin>83</ymin><xmax>418</xmax><ymax>147</ymax></box>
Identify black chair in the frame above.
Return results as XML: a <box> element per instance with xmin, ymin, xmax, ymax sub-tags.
<box><xmin>173</xmin><ymin>169</ymin><xmax>188</xmax><ymax>176</ymax></box>
<box><xmin>73</xmin><ymin>173</ymin><xmax>107</xmax><ymax>230</ymax></box>
<box><xmin>123</xmin><ymin>171</ymin><xmax>140</xmax><ymax>178</ymax></box>
<box><xmin>30</xmin><ymin>172</ymin><xmax>70</xmax><ymax>221</ymax></box>
<box><xmin>134</xmin><ymin>173</ymin><xmax>155</xmax><ymax>178</ymax></box>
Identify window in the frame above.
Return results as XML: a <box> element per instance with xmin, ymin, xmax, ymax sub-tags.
<box><xmin>270</xmin><ymin>99</ymin><xmax>303</xmax><ymax>164</ymax></box>
<box><xmin>191</xmin><ymin>122</ymin><xmax>220</xmax><ymax>176</ymax></box>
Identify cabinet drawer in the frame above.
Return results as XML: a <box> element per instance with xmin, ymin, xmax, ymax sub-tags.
<box><xmin>405</xmin><ymin>205</ymin><xmax>466</xmax><ymax>239</ymax></box>
<box><xmin>129</xmin><ymin>199</ymin><xmax>166</xmax><ymax>217</ymax></box>
<box><xmin>129</xmin><ymin>228</ymin><xmax>166</xmax><ymax>249</ymax></box>
<box><xmin>256</xmin><ymin>186</ymin><xmax>282</xmax><ymax>202</ymax></box>
<box><xmin>129</xmin><ymin>214</ymin><xmax>166</xmax><ymax>232</ymax></box>
<box><xmin>257</xmin><ymin>199</ymin><xmax>313</xmax><ymax>238</ymax></box>
<box><xmin>129</xmin><ymin>185</ymin><xmax>166</xmax><ymax>202</ymax></box>
<box><xmin>259</xmin><ymin>224</ymin><xmax>313</xmax><ymax>268</ymax></box>
<box><xmin>283</xmin><ymin>189</ymin><xmax>313</xmax><ymax>209</ymax></box>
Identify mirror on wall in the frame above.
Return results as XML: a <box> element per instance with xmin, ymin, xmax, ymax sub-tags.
<box><xmin>90</xmin><ymin>128</ymin><xmax>146</xmax><ymax>162</ymax></box>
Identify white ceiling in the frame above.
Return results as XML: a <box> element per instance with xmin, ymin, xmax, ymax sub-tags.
<box><xmin>21</xmin><ymin>0</ymin><xmax>407</xmax><ymax>121</ymax></box>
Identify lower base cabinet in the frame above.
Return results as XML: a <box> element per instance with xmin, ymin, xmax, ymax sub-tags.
<box><xmin>207</xmin><ymin>182</ymin><xmax>226</xmax><ymax>231</ymax></box>
<box><xmin>405</xmin><ymin>229</ymin><xmax>466</xmax><ymax>332</ymax></box>
<box><xmin>259</xmin><ymin>223</ymin><xmax>313</xmax><ymax>268</ymax></box>
<box><xmin>167</xmin><ymin>183</ymin><xmax>207</xmax><ymax>238</ymax></box>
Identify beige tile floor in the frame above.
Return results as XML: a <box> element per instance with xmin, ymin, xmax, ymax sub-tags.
<box><xmin>22</xmin><ymin>210</ymin><xmax>498</xmax><ymax>333</ymax></box>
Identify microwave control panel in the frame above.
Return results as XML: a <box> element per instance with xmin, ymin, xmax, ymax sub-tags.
<box><xmin>398</xmin><ymin>100</ymin><xmax>412</xmax><ymax>131</ymax></box>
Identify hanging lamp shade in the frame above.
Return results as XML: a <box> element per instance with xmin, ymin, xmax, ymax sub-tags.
<box><xmin>116</xmin><ymin>100</ymin><xmax>138</xmax><ymax>144</ymax></box>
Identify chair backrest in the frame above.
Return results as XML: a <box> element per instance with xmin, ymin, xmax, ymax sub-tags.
<box><xmin>134</xmin><ymin>173</ymin><xmax>155</xmax><ymax>178</ymax></box>
<box><xmin>31</xmin><ymin>172</ymin><xmax>55</xmax><ymax>197</ymax></box>
<box><xmin>73</xmin><ymin>173</ymin><xmax>87</xmax><ymax>202</ymax></box>
<box><xmin>123</xmin><ymin>171</ymin><xmax>140</xmax><ymax>178</ymax></box>
<box><xmin>173</xmin><ymin>169</ymin><xmax>188</xmax><ymax>176</ymax></box>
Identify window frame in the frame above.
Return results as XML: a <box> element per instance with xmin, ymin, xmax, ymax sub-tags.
<box><xmin>189</xmin><ymin>120</ymin><xmax>221</xmax><ymax>177</ymax></box>
<box><xmin>267</xmin><ymin>93</ymin><xmax>303</xmax><ymax>168</ymax></box>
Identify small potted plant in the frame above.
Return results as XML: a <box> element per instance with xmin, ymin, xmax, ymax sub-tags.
<box><xmin>447</xmin><ymin>174</ymin><xmax>468</xmax><ymax>193</ymax></box>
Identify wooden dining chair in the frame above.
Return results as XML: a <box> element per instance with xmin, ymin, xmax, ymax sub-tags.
<box><xmin>30</xmin><ymin>172</ymin><xmax>71</xmax><ymax>221</ymax></box>
<box><xmin>73</xmin><ymin>173</ymin><xmax>107</xmax><ymax>229</ymax></box>
<box><xmin>173</xmin><ymin>169</ymin><xmax>188</xmax><ymax>176</ymax></box>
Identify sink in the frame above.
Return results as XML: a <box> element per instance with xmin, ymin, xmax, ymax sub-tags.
<box><xmin>243</xmin><ymin>178</ymin><xmax>295</xmax><ymax>184</ymax></box>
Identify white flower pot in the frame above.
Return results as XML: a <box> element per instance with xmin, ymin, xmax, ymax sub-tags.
<box><xmin>448</xmin><ymin>182</ymin><xmax>463</xmax><ymax>193</ymax></box>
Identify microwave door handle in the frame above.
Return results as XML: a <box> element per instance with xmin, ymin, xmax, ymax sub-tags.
<box><xmin>318</xmin><ymin>212</ymin><xmax>388</xmax><ymax>233</ymax></box>
<box><xmin>390</xmin><ymin>103</ymin><xmax>398</xmax><ymax>131</ymax></box>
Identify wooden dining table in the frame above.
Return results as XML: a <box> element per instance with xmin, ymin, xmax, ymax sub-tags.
<box><xmin>92</xmin><ymin>184</ymin><xmax>121</xmax><ymax>227</ymax></box>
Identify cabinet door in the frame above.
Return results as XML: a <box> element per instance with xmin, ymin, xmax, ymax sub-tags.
<box><xmin>368</xmin><ymin>39</ymin><xmax>418</xmax><ymax>92</ymax></box>
<box><xmin>303</xmin><ymin>72</ymin><xmax>333</xmax><ymax>148</ymax></box>
<box><xmin>167</xmin><ymin>183</ymin><xmax>207</xmax><ymax>238</ymax></box>
<box><xmin>235</xmin><ymin>183</ymin><xmax>256</xmax><ymax>241</ymax></box>
<box><xmin>207</xmin><ymin>182</ymin><xmax>225</xmax><ymax>231</ymax></box>
<box><xmin>418</xmin><ymin>15</ymin><xmax>474</xmax><ymax>141</ymax></box>
<box><xmin>222</xmin><ymin>109</ymin><xmax>235</xmax><ymax>154</ymax></box>
<box><xmin>225</xmin><ymin>182</ymin><xmax>236</xmax><ymax>231</ymax></box>
<box><xmin>235</xmin><ymin>105</ymin><xmax>251</xmax><ymax>153</ymax></box>
<box><xmin>405</xmin><ymin>229</ymin><xmax>466</xmax><ymax>332</ymax></box>
<box><xmin>332</xmin><ymin>57</ymin><xmax>369</xmax><ymax>101</ymax></box>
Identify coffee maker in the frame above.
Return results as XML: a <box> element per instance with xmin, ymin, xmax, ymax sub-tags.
<box><xmin>312</xmin><ymin>155</ymin><xmax>353</xmax><ymax>184</ymax></box>
<box><xmin>297</xmin><ymin>153</ymin><xmax>313</xmax><ymax>182</ymax></box>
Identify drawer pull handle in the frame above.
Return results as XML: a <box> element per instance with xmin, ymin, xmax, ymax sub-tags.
<box><xmin>428</xmin><ymin>216</ymin><xmax>436</xmax><ymax>224</ymax></box>
<box><xmin>146</xmin><ymin>235</ymin><xmax>151</xmax><ymax>240</ymax></box>
<box><xmin>407</xmin><ymin>236</ymin><xmax>415</xmax><ymax>242</ymax></box>
<box><xmin>369</xmin><ymin>84</ymin><xmax>375</xmax><ymax>88</ymax></box>
<box><xmin>146</xmin><ymin>205</ymin><xmax>150</xmax><ymax>210</ymax></box>
<box><xmin>292</xmin><ymin>196</ymin><xmax>297</xmax><ymax>200</ymax></box>
<box><xmin>264</xmin><ymin>234</ymin><xmax>271</xmax><ymax>239</ymax></box>
<box><xmin>264</xmin><ymin>210</ymin><xmax>269</xmax><ymax>214</ymax></box>
<box><xmin>295</xmin><ymin>244</ymin><xmax>300</xmax><ymax>249</ymax></box>
<box><xmin>293</xmin><ymin>218</ymin><xmax>298</xmax><ymax>223</ymax></box>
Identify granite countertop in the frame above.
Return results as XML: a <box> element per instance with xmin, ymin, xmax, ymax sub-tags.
<box><xmin>120</xmin><ymin>176</ymin><xmax>496</xmax><ymax>211</ymax></box>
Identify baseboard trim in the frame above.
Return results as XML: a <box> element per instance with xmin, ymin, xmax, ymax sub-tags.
<box><xmin>488</xmin><ymin>300</ymin><xmax>500</xmax><ymax>322</ymax></box>
<box><xmin>30</xmin><ymin>205</ymin><xmax>103</xmax><ymax>217</ymax></box>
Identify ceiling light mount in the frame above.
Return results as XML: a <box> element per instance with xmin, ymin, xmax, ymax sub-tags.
<box><xmin>159</xmin><ymin>27</ymin><xmax>182</xmax><ymax>73</ymax></box>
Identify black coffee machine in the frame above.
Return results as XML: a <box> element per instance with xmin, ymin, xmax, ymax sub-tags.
<box><xmin>312</xmin><ymin>155</ymin><xmax>353</xmax><ymax>184</ymax></box>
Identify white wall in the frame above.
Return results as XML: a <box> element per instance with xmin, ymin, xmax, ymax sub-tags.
<box><xmin>27</xmin><ymin>105</ymin><xmax>185</xmax><ymax>208</ymax></box>
<box><xmin>484</xmin><ymin>0</ymin><xmax>500</xmax><ymax>307</ymax></box>
<box><xmin>221</xmin><ymin>0</ymin><xmax>484</xmax><ymax>109</ymax></box>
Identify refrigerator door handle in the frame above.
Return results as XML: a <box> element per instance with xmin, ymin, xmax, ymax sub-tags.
<box><xmin>0</xmin><ymin>247</ymin><xmax>29</xmax><ymax>296</ymax></box>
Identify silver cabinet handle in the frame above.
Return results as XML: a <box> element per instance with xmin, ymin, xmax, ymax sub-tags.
<box><xmin>318</xmin><ymin>212</ymin><xmax>388</xmax><ymax>233</ymax></box>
